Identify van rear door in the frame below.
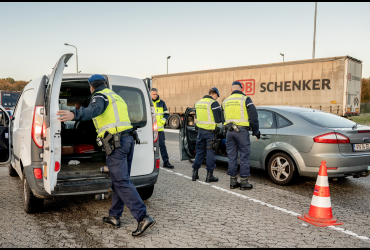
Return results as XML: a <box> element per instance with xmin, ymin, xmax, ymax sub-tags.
<box><xmin>43</xmin><ymin>53</ymin><xmax>73</xmax><ymax>194</ymax></box>
<box><xmin>179</xmin><ymin>108</ymin><xmax>197</xmax><ymax>161</ymax></box>
<box><xmin>0</xmin><ymin>105</ymin><xmax>11</xmax><ymax>165</ymax></box>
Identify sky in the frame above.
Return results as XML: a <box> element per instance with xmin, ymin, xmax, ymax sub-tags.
<box><xmin>1</xmin><ymin>2</ymin><xmax>370</xmax><ymax>81</ymax></box>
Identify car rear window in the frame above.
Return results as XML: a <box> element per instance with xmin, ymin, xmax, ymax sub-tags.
<box><xmin>294</xmin><ymin>111</ymin><xmax>356</xmax><ymax>128</ymax></box>
<box><xmin>112</xmin><ymin>86</ymin><xmax>147</xmax><ymax>128</ymax></box>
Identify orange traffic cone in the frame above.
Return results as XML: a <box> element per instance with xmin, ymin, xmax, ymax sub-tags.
<box><xmin>298</xmin><ymin>161</ymin><xmax>343</xmax><ymax>227</ymax></box>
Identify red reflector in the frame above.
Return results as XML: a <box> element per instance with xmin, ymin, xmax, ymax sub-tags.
<box><xmin>55</xmin><ymin>161</ymin><xmax>60</xmax><ymax>172</ymax></box>
<box><xmin>358</xmin><ymin>130</ymin><xmax>370</xmax><ymax>133</ymax></box>
<box><xmin>34</xmin><ymin>168</ymin><xmax>42</xmax><ymax>179</ymax></box>
<box><xmin>156</xmin><ymin>159</ymin><xmax>160</xmax><ymax>169</ymax></box>
<box><xmin>327</xmin><ymin>167</ymin><xmax>338</xmax><ymax>170</ymax></box>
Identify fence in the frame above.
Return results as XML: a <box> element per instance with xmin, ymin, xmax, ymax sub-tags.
<box><xmin>360</xmin><ymin>103</ymin><xmax>370</xmax><ymax>114</ymax></box>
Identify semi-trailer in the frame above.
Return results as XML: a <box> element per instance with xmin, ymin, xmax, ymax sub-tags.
<box><xmin>151</xmin><ymin>56</ymin><xmax>362</xmax><ymax>129</ymax></box>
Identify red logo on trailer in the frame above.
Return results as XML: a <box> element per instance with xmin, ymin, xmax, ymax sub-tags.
<box><xmin>348</xmin><ymin>73</ymin><xmax>352</xmax><ymax>81</ymax></box>
<box><xmin>233</xmin><ymin>79</ymin><xmax>255</xmax><ymax>95</ymax></box>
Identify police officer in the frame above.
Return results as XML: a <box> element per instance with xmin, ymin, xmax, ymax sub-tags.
<box><xmin>192</xmin><ymin>87</ymin><xmax>223</xmax><ymax>182</ymax></box>
<box><xmin>57</xmin><ymin>74</ymin><xmax>155</xmax><ymax>236</ymax></box>
<box><xmin>222</xmin><ymin>81</ymin><xmax>260</xmax><ymax>190</ymax></box>
<box><xmin>151</xmin><ymin>88</ymin><xmax>174</xmax><ymax>169</ymax></box>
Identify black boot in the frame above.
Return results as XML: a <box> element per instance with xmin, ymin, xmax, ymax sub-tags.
<box><xmin>240</xmin><ymin>178</ymin><xmax>253</xmax><ymax>190</ymax></box>
<box><xmin>206</xmin><ymin>170</ymin><xmax>218</xmax><ymax>183</ymax></box>
<box><xmin>132</xmin><ymin>214</ymin><xmax>156</xmax><ymax>237</ymax></box>
<box><xmin>230</xmin><ymin>176</ymin><xmax>240</xmax><ymax>189</ymax></box>
<box><xmin>192</xmin><ymin>169</ymin><xmax>199</xmax><ymax>181</ymax></box>
<box><xmin>103</xmin><ymin>216</ymin><xmax>121</xmax><ymax>228</ymax></box>
<box><xmin>163</xmin><ymin>162</ymin><xmax>174</xmax><ymax>169</ymax></box>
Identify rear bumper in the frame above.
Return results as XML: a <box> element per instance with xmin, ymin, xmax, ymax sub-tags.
<box><xmin>26</xmin><ymin>163</ymin><xmax>159</xmax><ymax>199</ymax></box>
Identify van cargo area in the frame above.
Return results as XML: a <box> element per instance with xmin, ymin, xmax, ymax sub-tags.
<box><xmin>57</xmin><ymin>79</ymin><xmax>109</xmax><ymax>186</ymax></box>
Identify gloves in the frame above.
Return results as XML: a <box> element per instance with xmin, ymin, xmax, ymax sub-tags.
<box><xmin>215</xmin><ymin>126</ymin><xmax>220</xmax><ymax>134</ymax></box>
<box><xmin>255</xmin><ymin>131</ymin><xmax>261</xmax><ymax>140</ymax></box>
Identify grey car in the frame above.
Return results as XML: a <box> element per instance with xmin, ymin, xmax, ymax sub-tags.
<box><xmin>180</xmin><ymin>106</ymin><xmax>370</xmax><ymax>185</ymax></box>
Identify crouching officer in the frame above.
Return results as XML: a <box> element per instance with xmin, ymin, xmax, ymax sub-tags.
<box><xmin>57</xmin><ymin>74</ymin><xmax>155</xmax><ymax>236</ymax></box>
<box><xmin>151</xmin><ymin>88</ymin><xmax>174</xmax><ymax>169</ymax></box>
<box><xmin>192</xmin><ymin>87</ymin><xmax>223</xmax><ymax>182</ymax></box>
<box><xmin>222</xmin><ymin>81</ymin><xmax>260</xmax><ymax>190</ymax></box>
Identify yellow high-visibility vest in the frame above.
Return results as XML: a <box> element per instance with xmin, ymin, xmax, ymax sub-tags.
<box><xmin>195</xmin><ymin>97</ymin><xmax>217</xmax><ymax>130</ymax></box>
<box><xmin>222</xmin><ymin>93</ymin><xmax>250</xmax><ymax>127</ymax></box>
<box><xmin>92</xmin><ymin>88</ymin><xmax>133</xmax><ymax>138</ymax></box>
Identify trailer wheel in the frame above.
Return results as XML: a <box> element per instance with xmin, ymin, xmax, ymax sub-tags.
<box><xmin>169</xmin><ymin>115</ymin><xmax>180</xmax><ymax>129</ymax></box>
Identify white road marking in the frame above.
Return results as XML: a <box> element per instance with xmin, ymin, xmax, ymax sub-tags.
<box><xmin>159</xmin><ymin>167</ymin><xmax>370</xmax><ymax>242</ymax></box>
<box><xmin>164</xmin><ymin>129</ymin><xmax>179</xmax><ymax>134</ymax></box>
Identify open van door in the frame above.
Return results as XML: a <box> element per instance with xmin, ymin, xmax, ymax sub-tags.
<box><xmin>0</xmin><ymin>105</ymin><xmax>11</xmax><ymax>165</ymax></box>
<box><xmin>43</xmin><ymin>53</ymin><xmax>73</xmax><ymax>194</ymax></box>
<box><xmin>179</xmin><ymin>108</ymin><xmax>197</xmax><ymax>161</ymax></box>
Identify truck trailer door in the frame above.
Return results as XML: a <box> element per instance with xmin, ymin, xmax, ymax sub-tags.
<box><xmin>345</xmin><ymin>59</ymin><xmax>362</xmax><ymax>116</ymax></box>
<box><xmin>43</xmin><ymin>53</ymin><xmax>73</xmax><ymax>194</ymax></box>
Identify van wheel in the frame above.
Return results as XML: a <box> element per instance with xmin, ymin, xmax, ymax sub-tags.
<box><xmin>267</xmin><ymin>153</ymin><xmax>296</xmax><ymax>185</ymax></box>
<box><xmin>138</xmin><ymin>186</ymin><xmax>154</xmax><ymax>200</ymax></box>
<box><xmin>23</xmin><ymin>170</ymin><xmax>44</xmax><ymax>213</ymax></box>
<box><xmin>169</xmin><ymin>116</ymin><xmax>180</xmax><ymax>129</ymax></box>
<box><xmin>9</xmin><ymin>164</ymin><xmax>18</xmax><ymax>177</ymax></box>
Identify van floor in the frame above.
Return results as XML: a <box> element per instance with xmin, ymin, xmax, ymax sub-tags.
<box><xmin>58</xmin><ymin>161</ymin><xmax>109</xmax><ymax>180</ymax></box>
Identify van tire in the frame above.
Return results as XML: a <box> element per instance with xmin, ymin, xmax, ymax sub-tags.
<box><xmin>23</xmin><ymin>170</ymin><xmax>44</xmax><ymax>214</ymax></box>
<box><xmin>169</xmin><ymin>115</ymin><xmax>180</xmax><ymax>129</ymax></box>
<box><xmin>267</xmin><ymin>152</ymin><xmax>296</xmax><ymax>185</ymax></box>
<box><xmin>138</xmin><ymin>186</ymin><xmax>154</xmax><ymax>200</ymax></box>
<box><xmin>9</xmin><ymin>164</ymin><xmax>18</xmax><ymax>177</ymax></box>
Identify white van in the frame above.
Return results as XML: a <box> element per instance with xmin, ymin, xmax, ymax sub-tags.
<box><xmin>0</xmin><ymin>54</ymin><xmax>160</xmax><ymax>213</ymax></box>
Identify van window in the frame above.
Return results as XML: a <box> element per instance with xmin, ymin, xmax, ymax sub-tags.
<box><xmin>112</xmin><ymin>86</ymin><xmax>147</xmax><ymax>128</ymax></box>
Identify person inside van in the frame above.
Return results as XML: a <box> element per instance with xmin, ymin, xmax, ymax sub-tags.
<box><xmin>56</xmin><ymin>74</ymin><xmax>156</xmax><ymax>236</ymax></box>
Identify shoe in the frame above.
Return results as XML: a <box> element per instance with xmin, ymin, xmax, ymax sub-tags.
<box><xmin>192</xmin><ymin>169</ymin><xmax>199</xmax><ymax>181</ymax></box>
<box><xmin>205</xmin><ymin>170</ymin><xmax>218</xmax><ymax>183</ymax></box>
<box><xmin>103</xmin><ymin>216</ymin><xmax>121</xmax><ymax>228</ymax></box>
<box><xmin>230</xmin><ymin>176</ymin><xmax>240</xmax><ymax>189</ymax></box>
<box><xmin>240</xmin><ymin>178</ymin><xmax>253</xmax><ymax>190</ymax></box>
<box><xmin>132</xmin><ymin>214</ymin><xmax>156</xmax><ymax>237</ymax></box>
<box><xmin>163</xmin><ymin>162</ymin><xmax>174</xmax><ymax>169</ymax></box>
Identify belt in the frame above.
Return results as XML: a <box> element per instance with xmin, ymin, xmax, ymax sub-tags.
<box><xmin>198</xmin><ymin>128</ymin><xmax>215</xmax><ymax>132</ymax></box>
<box><xmin>115</xmin><ymin>132</ymin><xmax>131</xmax><ymax>137</ymax></box>
<box><xmin>236</xmin><ymin>126</ymin><xmax>250</xmax><ymax>129</ymax></box>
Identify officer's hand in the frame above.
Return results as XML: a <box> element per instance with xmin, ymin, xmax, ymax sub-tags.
<box><xmin>57</xmin><ymin>110</ymin><xmax>75</xmax><ymax>122</ymax></box>
<box><xmin>255</xmin><ymin>131</ymin><xmax>261</xmax><ymax>140</ymax></box>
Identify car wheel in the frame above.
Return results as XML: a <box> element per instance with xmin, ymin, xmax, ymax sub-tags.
<box><xmin>9</xmin><ymin>164</ymin><xmax>18</xmax><ymax>177</ymax></box>
<box><xmin>169</xmin><ymin>116</ymin><xmax>180</xmax><ymax>129</ymax></box>
<box><xmin>267</xmin><ymin>153</ymin><xmax>296</xmax><ymax>185</ymax></box>
<box><xmin>138</xmin><ymin>186</ymin><xmax>154</xmax><ymax>200</ymax></box>
<box><xmin>23</xmin><ymin>170</ymin><xmax>44</xmax><ymax>213</ymax></box>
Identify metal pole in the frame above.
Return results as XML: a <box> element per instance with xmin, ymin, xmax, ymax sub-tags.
<box><xmin>312</xmin><ymin>2</ymin><xmax>317</xmax><ymax>59</ymax></box>
<box><xmin>75</xmin><ymin>46</ymin><xmax>78</xmax><ymax>73</ymax></box>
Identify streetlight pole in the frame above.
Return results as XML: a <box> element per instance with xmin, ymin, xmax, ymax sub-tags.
<box><xmin>167</xmin><ymin>56</ymin><xmax>171</xmax><ymax>74</ymax></box>
<box><xmin>64</xmin><ymin>43</ymin><xmax>79</xmax><ymax>73</ymax></box>
<box><xmin>312</xmin><ymin>2</ymin><xmax>317</xmax><ymax>59</ymax></box>
<box><xmin>280</xmin><ymin>53</ymin><xmax>284</xmax><ymax>62</ymax></box>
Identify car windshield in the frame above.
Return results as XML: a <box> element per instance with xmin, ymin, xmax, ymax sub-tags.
<box><xmin>294</xmin><ymin>111</ymin><xmax>357</xmax><ymax>128</ymax></box>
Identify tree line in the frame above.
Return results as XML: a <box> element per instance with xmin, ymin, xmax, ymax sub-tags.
<box><xmin>1</xmin><ymin>77</ymin><xmax>370</xmax><ymax>102</ymax></box>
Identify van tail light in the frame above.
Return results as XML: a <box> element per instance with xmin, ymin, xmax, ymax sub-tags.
<box><xmin>34</xmin><ymin>168</ymin><xmax>42</xmax><ymax>179</ymax></box>
<box><xmin>31</xmin><ymin>106</ymin><xmax>45</xmax><ymax>148</ymax></box>
<box><xmin>156</xmin><ymin>159</ymin><xmax>160</xmax><ymax>169</ymax></box>
<box><xmin>151</xmin><ymin>106</ymin><xmax>158</xmax><ymax>142</ymax></box>
<box><xmin>55</xmin><ymin>161</ymin><xmax>60</xmax><ymax>172</ymax></box>
<box><xmin>313</xmin><ymin>132</ymin><xmax>350</xmax><ymax>144</ymax></box>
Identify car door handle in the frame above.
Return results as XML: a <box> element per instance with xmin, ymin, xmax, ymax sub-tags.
<box><xmin>260</xmin><ymin>134</ymin><xmax>271</xmax><ymax>139</ymax></box>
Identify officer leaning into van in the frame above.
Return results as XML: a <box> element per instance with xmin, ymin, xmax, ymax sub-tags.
<box><xmin>56</xmin><ymin>74</ymin><xmax>155</xmax><ymax>236</ymax></box>
<box><xmin>222</xmin><ymin>81</ymin><xmax>260</xmax><ymax>190</ymax></box>
<box><xmin>192</xmin><ymin>87</ymin><xmax>223</xmax><ymax>182</ymax></box>
<box><xmin>151</xmin><ymin>88</ymin><xmax>174</xmax><ymax>169</ymax></box>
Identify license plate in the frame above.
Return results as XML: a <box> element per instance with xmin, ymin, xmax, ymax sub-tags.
<box><xmin>353</xmin><ymin>143</ymin><xmax>370</xmax><ymax>151</ymax></box>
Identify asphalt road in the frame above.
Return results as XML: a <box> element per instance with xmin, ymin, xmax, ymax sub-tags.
<box><xmin>1</xmin><ymin>129</ymin><xmax>370</xmax><ymax>247</ymax></box>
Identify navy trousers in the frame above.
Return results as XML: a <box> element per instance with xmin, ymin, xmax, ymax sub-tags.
<box><xmin>226</xmin><ymin>127</ymin><xmax>251</xmax><ymax>178</ymax></box>
<box><xmin>158</xmin><ymin>131</ymin><xmax>169</xmax><ymax>164</ymax></box>
<box><xmin>192</xmin><ymin>129</ymin><xmax>216</xmax><ymax>172</ymax></box>
<box><xmin>106</xmin><ymin>136</ymin><xmax>147</xmax><ymax>222</ymax></box>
